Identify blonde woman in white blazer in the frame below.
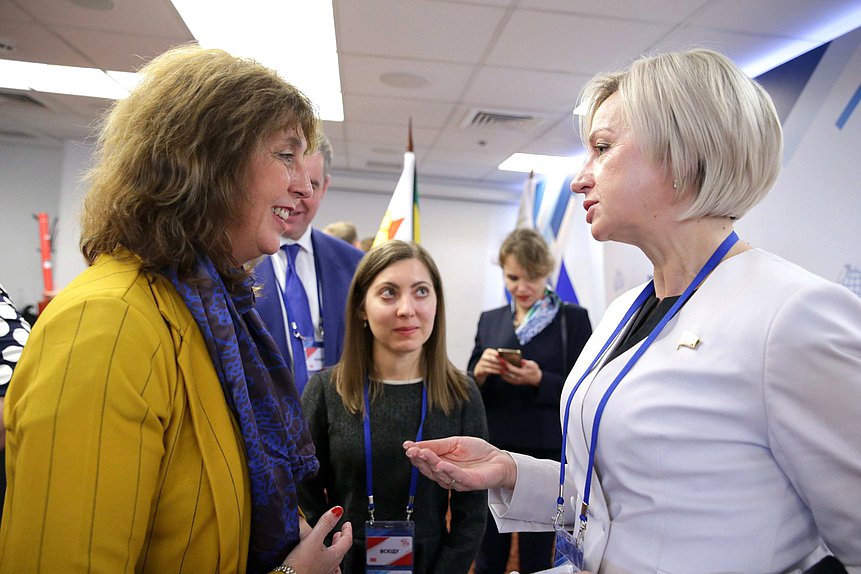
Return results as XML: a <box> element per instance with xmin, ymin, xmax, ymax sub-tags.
<box><xmin>404</xmin><ymin>48</ymin><xmax>861</xmax><ymax>574</ymax></box>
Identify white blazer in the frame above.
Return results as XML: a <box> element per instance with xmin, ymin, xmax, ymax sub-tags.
<box><xmin>489</xmin><ymin>249</ymin><xmax>861</xmax><ymax>574</ymax></box>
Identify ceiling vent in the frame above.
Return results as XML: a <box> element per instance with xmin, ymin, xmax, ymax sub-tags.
<box><xmin>461</xmin><ymin>108</ymin><xmax>543</xmax><ymax>133</ymax></box>
<box><xmin>0</xmin><ymin>90</ymin><xmax>48</xmax><ymax>109</ymax></box>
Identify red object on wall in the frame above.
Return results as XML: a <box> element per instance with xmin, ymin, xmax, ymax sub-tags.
<box><xmin>37</xmin><ymin>212</ymin><xmax>54</xmax><ymax>314</ymax></box>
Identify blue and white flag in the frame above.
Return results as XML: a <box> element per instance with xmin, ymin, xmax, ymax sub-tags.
<box><xmin>517</xmin><ymin>172</ymin><xmax>580</xmax><ymax>304</ymax></box>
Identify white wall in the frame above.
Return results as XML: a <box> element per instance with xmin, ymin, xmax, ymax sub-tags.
<box><xmin>54</xmin><ymin>140</ymin><xmax>92</xmax><ymax>290</ymax></box>
<box><xmin>0</xmin><ymin>142</ymin><xmax>63</xmax><ymax>309</ymax></box>
<box><xmin>738</xmin><ymin>27</ymin><xmax>861</xmax><ymax>282</ymax></box>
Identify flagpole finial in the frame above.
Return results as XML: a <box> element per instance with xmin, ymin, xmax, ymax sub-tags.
<box><xmin>407</xmin><ymin>118</ymin><xmax>414</xmax><ymax>153</ymax></box>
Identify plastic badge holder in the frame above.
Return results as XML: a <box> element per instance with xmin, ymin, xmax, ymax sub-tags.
<box><xmin>366</xmin><ymin>520</ymin><xmax>414</xmax><ymax>574</ymax></box>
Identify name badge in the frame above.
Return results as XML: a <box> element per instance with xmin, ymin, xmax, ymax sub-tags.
<box><xmin>366</xmin><ymin>520</ymin><xmax>414</xmax><ymax>573</ymax></box>
<box><xmin>554</xmin><ymin>529</ymin><xmax>583</xmax><ymax>572</ymax></box>
<box><xmin>303</xmin><ymin>340</ymin><xmax>324</xmax><ymax>373</ymax></box>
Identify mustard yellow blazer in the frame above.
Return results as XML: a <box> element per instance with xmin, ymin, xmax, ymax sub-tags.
<box><xmin>1</xmin><ymin>254</ymin><xmax>251</xmax><ymax>573</ymax></box>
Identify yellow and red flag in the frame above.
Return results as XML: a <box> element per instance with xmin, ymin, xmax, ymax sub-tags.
<box><xmin>372</xmin><ymin>122</ymin><xmax>419</xmax><ymax>247</ymax></box>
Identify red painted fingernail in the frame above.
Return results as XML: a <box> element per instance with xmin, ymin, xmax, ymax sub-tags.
<box><xmin>331</xmin><ymin>506</ymin><xmax>344</xmax><ymax>518</ymax></box>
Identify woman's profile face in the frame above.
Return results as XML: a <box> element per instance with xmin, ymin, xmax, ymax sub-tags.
<box><xmin>228</xmin><ymin>127</ymin><xmax>312</xmax><ymax>264</ymax></box>
<box><xmin>570</xmin><ymin>93</ymin><xmax>676</xmax><ymax>245</ymax></box>
<box><xmin>363</xmin><ymin>257</ymin><xmax>437</xmax><ymax>362</ymax></box>
<box><xmin>502</xmin><ymin>255</ymin><xmax>547</xmax><ymax>313</ymax></box>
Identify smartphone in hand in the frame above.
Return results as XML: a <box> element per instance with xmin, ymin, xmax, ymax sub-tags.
<box><xmin>497</xmin><ymin>348</ymin><xmax>523</xmax><ymax>367</ymax></box>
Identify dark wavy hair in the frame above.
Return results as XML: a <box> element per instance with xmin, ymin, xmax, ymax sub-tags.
<box><xmin>80</xmin><ymin>44</ymin><xmax>319</xmax><ymax>290</ymax></box>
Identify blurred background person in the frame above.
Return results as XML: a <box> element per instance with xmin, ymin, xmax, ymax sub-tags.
<box><xmin>0</xmin><ymin>283</ymin><xmax>31</xmax><ymax>525</ymax></box>
<box><xmin>299</xmin><ymin>240</ymin><xmax>487</xmax><ymax>573</ymax></box>
<box><xmin>322</xmin><ymin>220</ymin><xmax>363</xmax><ymax>250</ymax></box>
<box><xmin>359</xmin><ymin>236</ymin><xmax>375</xmax><ymax>252</ymax></box>
<box><xmin>256</xmin><ymin>132</ymin><xmax>364</xmax><ymax>397</ymax></box>
<box><xmin>405</xmin><ymin>48</ymin><xmax>861</xmax><ymax>573</ymax></box>
<box><xmin>468</xmin><ymin>228</ymin><xmax>591</xmax><ymax>574</ymax></box>
<box><xmin>0</xmin><ymin>45</ymin><xmax>350</xmax><ymax>574</ymax></box>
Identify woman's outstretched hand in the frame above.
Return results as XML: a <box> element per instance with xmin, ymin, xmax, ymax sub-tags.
<box><xmin>280</xmin><ymin>506</ymin><xmax>352</xmax><ymax>574</ymax></box>
<box><xmin>403</xmin><ymin>436</ymin><xmax>518</xmax><ymax>492</ymax></box>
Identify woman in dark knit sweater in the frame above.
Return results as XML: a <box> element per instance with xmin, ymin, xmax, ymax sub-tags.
<box><xmin>299</xmin><ymin>241</ymin><xmax>488</xmax><ymax>574</ymax></box>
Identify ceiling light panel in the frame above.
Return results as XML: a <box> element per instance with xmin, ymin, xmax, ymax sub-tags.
<box><xmin>170</xmin><ymin>0</ymin><xmax>344</xmax><ymax>121</ymax></box>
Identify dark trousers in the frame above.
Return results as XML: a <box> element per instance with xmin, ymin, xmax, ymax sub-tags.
<box><xmin>473</xmin><ymin>509</ymin><xmax>554</xmax><ymax>574</ymax></box>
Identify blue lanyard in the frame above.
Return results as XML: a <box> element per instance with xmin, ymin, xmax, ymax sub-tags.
<box><xmin>554</xmin><ymin>231</ymin><xmax>739</xmax><ymax>538</ymax></box>
<box><xmin>363</xmin><ymin>379</ymin><xmax>428</xmax><ymax>523</ymax></box>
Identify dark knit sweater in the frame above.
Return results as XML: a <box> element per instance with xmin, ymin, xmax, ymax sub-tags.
<box><xmin>299</xmin><ymin>369</ymin><xmax>489</xmax><ymax>574</ymax></box>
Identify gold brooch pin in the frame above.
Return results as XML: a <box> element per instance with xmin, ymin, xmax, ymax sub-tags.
<box><xmin>677</xmin><ymin>330</ymin><xmax>700</xmax><ymax>350</ymax></box>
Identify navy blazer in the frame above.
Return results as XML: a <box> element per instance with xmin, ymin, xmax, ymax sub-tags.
<box><xmin>467</xmin><ymin>303</ymin><xmax>592</xmax><ymax>454</ymax></box>
<box><xmin>255</xmin><ymin>229</ymin><xmax>363</xmax><ymax>375</ymax></box>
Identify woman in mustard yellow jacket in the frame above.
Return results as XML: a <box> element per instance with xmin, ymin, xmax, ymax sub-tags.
<box><xmin>1</xmin><ymin>45</ymin><xmax>351</xmax><ymax>574</ymax></box>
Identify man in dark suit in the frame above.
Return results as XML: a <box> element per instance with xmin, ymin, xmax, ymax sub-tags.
<box><xmin>255</xmin><ymin>133</ymin><xmax>364</xmax><ymax>395</ymax></box>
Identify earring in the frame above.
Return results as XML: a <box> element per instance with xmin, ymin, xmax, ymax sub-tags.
<box><xmin>363</xmin><ymin>319</ymin><xmax>368</xmax><ymax>329</ymax></box>
<box><xmin>672</xmin><ymin>180</ymin><xmax>679</xmax><ymax>190</ymax></box>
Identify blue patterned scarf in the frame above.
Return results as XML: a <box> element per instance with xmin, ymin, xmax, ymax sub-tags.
<box><xmin>513</xmin><ymin>286</ymin><xmax>561</xmax><ymax>346</ymax></box>
<box><xmin>163</xmin><ymin>256</ymin><xmax>319</xmax><ymax>574</ymax></box>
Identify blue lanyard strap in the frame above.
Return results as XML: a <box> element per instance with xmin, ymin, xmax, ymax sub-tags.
<box><xmin>363</xmin><ymin>379</ymin><xmax>428</xmax><ymax>523</ymax></box>
<box><xmin>555</xmin><ymin>231</ymin><xmax>739</xmax><ymax>534</ymax></box>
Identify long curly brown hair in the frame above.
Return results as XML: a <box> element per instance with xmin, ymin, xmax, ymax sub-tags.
<box><xmin>80</xmin><ymin>44</ymin><xmax>318</xmax><ymax>290</ymax></box>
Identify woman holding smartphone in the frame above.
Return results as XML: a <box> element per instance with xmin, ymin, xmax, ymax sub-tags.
<box><xmin>468</xmin><ymin>228</ymin><xmax>592</xmax><ymax>574</ymax></box>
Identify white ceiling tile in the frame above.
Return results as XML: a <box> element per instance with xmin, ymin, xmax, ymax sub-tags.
<box><xmin>17</xmin><ymin>0</ymin><xmax>189</xmax><ymax>37</ymax></box>
<box><xmin>418</xmin><ymin>158</ymin><xmax>497</xmax><ymax>180</ymax></box>
<box><xmin>343</xmin><ymin>94</ymin><xmax>455</xmax><ymax>129</ymax></box>
<box><xmin>527</xmin><ymin>114</ymin><xmax>585</xmax><ymax>155</ymax></box>
<box><xmin>346</xmin><ymin>144</ymin><xmax>408</xmax><ymax>173</ymax></box>
<box><xmin>481</xmin><ymin>168</ymin><xmax>532</xmax><ymax>189</ymax></box>
<box><xmin>486</xmin><ymin>9</ymin><xmax>671</xmax><ymax>75</ymax></box>
<box><xmin>430</xmin><ymin>0</ymin><xmax>514</xmax><ymax>6</ymax></box>
<box><xmin>423</xmin><ymin>146</ymin><xmax>513</xmax><ymax>172</ymax></box>
<box><xmin>433</xmin><ymin>114</ymin><xmax>532</xmax><ymax>154</ymax></box>
<box><xmin>336</xmin><ymin>0</ymin><xmax>507</xmax><ymax>64</ymax></box>
<box><xmin>340</xmin><ymin>54</ymin><xmax>475</xmax><ymax>101</ymax></box>
<box><xmin>0</xmin><ymin>0</ymin><xmax>33</xmax><ymax>22</ymax></box>
<box><xmin>518</xmin><ymin>0</ymin><xmax>710</xmax><ymax>23</ymax></box>
<box><xmin>55</xmin><ymin>28</ymin><xmax>191</xmax><ymax>71</ymax></box>
<box><xmin>0</xmin><ymin>20</ymin><xmax>94</xmax><ymax>66</ymax></box>
<box><xmin>652</xmin><ymin>25</ymin><xmax>820</xmax><ymax>71</ymax></box>
<box><xmin>320</xmin><ymin>120</ymin><xmax>346</xmax><ymax>143</ymax></box>
<box><xmin>690</xmin><ymin>0</ymin><xmax>861</xmax><ymax>41</ymax></box>
<box><xmin>0</xmin><ymin>96</ymin><xmax>96</xmax><ymax>140</ymax></box>
<box><xmin>345</xmin><ymin>121</ymin><xmax>439</xmax><ymax>151</ymax></box>
<box><xmin>463</xmin><ymin>65</ymin><xmax>591</xmax><ymax>113</ymax></box>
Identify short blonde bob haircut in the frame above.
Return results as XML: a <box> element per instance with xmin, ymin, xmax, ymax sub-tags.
<box><xmin>498</xmin><ymin>228</ymin><xmax>554</xmax><ymax>280</ymax></box>
<box><xmin>333</xmin><ymin>240</ymin><xmax>470</xmax><ymax>415</ymax></box>
<box><xmin>577</xmin><ymin>48</ymin><xmax>783</xmax><ymax>220</ymax></box>
<box><xmin>80</xmin><ymin>44</ymin><xmax>318</xmax><ymax>290</ymax></box>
